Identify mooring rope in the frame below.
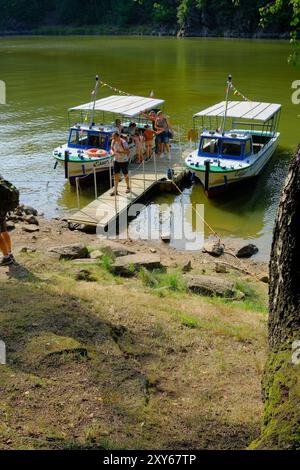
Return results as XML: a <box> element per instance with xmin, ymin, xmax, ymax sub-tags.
<box><xmin>170</xmin><ymin>178</ymin><xmax>261</xmax><ymax>282</ymax></box>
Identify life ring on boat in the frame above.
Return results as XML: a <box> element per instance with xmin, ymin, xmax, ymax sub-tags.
<box><xmin>85</xmin><ymin>148</ymin><xmax>108</xmax><ymax>158</ymax></box>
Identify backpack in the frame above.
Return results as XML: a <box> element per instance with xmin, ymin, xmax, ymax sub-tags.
<box><xmin>0</xmin><ymin>178</ymin><xmax>20</xmax><ymax>213</ymax></box>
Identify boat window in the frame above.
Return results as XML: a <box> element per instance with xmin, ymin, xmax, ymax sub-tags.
<box><xmin>69</xmin><ymin>129</ymin><xmax>88</xmax><ymax>147</ymax></box>
<box><xmin>244</xmin><ymin>139</ymin><xmax>252</xmax><ymax>156</ymax></box>
<box><xmin>200</xmin><ymin>138</ymin><xmax>219</xmax><ymax>155</ymax></box>
<box><xmin>221</xmin><ymin>140</ymin><xmax>242</xmax><ymax>157</ymax></box>
<box><xmin>88</xmin><ymin>132</ymin><xmax>107</xmax><ymax>149</ymax></box>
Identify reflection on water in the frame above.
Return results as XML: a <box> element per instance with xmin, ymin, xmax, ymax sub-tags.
<box><xmin>0</xmin><ymin>36</ymin><xmax>298</xmax><ymax>259</ymax></box>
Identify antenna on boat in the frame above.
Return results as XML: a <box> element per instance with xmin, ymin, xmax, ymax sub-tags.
<box><xmin>221</xmin><ymin>74</ymin><xmax>232</xmax><ymax>134</ymax></box>
<box><xmin>90</xmin><ymin>75</ymin><xmax>99</xmax><ymax>129</ymax></box>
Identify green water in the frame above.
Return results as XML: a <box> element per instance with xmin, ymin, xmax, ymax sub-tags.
<box><xmin>0</xmin><ymin>36</ymin><xmax>299</xmax><ymax>258</ymax></box>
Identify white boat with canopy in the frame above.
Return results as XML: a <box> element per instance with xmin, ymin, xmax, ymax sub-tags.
<box><xmin>185</xmin><ymin>76</ymin><xmax>281</xmax><ymax>197</ymax></box>
<box><xmin>53</xmin><ymin>76</ymin><xmax>165</xmax><ymax>184</ymax></box>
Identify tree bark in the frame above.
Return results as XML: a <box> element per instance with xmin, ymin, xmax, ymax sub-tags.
<box><xmin>250</xmin><ymin>145</ymin><xmax>300</xmax><ymax>449</ymax></box>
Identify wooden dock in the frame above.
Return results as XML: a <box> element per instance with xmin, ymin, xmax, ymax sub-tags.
<box><xmin>68</xmin><ymin>148</ymin><xmax>189</xmax><ymax>229</ymax></box>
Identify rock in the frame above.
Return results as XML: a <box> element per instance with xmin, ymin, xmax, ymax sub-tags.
<box><xmin>24</xmin><ymin>215</ymin><xmax>39</xmax><ymax>226</ymax></box>
<box><xmin>72</xmin><ymin>259</ymin><xmax>99</xmax><ymax>265</ymax></box>
<box><xmin>19</xmin><ymin>247</ymin><xmax>37</xmax><ymax>254</ymax></box>
<box><xmin>215</xmin><ymin>262</ymin><xmax>228</xmax><ymax>274</ymax></box>
<box><xmin>6</xmin><ymin>222</ymin><xmax>15</xmax><ymax>232</ymax></box>
<box><xmin>23</xmin><ymin>205</ymin><xmax>38</xmax><ymax>216</ymax></box>
<box><xmin>184</xmin><ymin>275</ymin><xmax>235</xmax><ymax>298</ymax></box>
<box><xmin>203</xmin><ymin>241</ymin><xmax>225</xmax><ymax>257</ymax></box>
<box><xmin>90</xmin><ymin>250</ymin><xmax>103</xmax><ymax>260</ymax></box>
<box><xmin>150</xmin><ymin>248</ymin><xmax>157</xmax><ymax>254</ymax></box>
<box><xmin>101</xmin><ymin>244</ymin><xmax>136</xmax><ymax>258</ymax></box>
<box><xmin>236</xmin><ymin>244</ymin><xmax>258</xmax><ymax>258</ymax></box>
<box><xmin>182</xmin><ymin>260</ymin><xmax>192</xmax><ymax>273</ymax></box>
<box><xmin>76</xmin><ymin>269</ymin><xmax>96</xmax><ymax>282</ymax></box>
<box><xmin>259</xmin><ymin>274</ymin><xmax>269</xmax><ymax>284</ymax></box>
<box><xmin>22</xmin><ymin>225</ymin><xmax>40</xmax><ymax>233</ymax></box>
<box><xmin>48</xmin><ymin>243</ymin><xmax>89</xmax><ymax>260</ymax></box>
<box><xmin>112</xmin><ymin>254</ymin><xmax>162</xmax><ymax>276</ymax></box>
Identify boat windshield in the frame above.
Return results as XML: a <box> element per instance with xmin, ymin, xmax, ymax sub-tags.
<box><xmin>221</xmin><ymin>140</ymin><xmax>242</xmax><ymax>158</ymax></box>
<box><xmin>200</xmin><ymin>137</ymin><xmax>219</xmax><ymax>154</ymax></box>
<box><xmin>199</xmin><ymin>136</ymin><xmax>244</xmax><ymax>159</ymax></box>
<box><xmin>69</xmin><ymin>129</ymin><xmax>110</xmax><ymax>149</ymax></box>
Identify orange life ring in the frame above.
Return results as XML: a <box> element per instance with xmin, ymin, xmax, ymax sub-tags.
<box><xmin>86</xmin><ymin>148</ymin><xmax>108</xmax><ymax>158</ymax></box>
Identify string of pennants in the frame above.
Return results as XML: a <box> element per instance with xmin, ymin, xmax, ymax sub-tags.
<box><xmin>97</xmin><ymin>80</ymin><xmax>131</xmax><ymax>96</ymax></box>
<box><xmin>228</xmin><ymin>82</ymin><xmax>251</xmax><ymax>102</ymax></box>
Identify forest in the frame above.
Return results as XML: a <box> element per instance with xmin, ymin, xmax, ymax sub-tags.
<box><xmin>0</xmin><ymin>0</ymin><xmax>299</xmax><ymax>37</ymax></box>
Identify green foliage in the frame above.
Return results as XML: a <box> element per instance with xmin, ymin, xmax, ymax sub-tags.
<box><xmin>0</xmin><ymin>0</ymin><xmax>297</xmax><ymax>35</ymax></box>
<box><xmin>138</xmin><ymin>267</ymin><xmax>187</xmax><ymax>292</ymax></box>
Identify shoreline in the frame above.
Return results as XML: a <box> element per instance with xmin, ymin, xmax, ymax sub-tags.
<box><xmin>0</xmin><ymin>30</ymin><xmax>291</xmax><ymax>40</ymax></box>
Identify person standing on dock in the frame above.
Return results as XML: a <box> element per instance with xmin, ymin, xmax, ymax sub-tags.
<box><xmin>155</xmin><ymin>111</ymin><xmax>173</xmax><ymax>160</ymax></box>
<box><xmin>144</xmin><ymin>125</ymin><xmax>156</xmax><ymax>160</ymax></box>
<box><xmin>110</xmin><ymin>132</ymin><xmax>131</xmax><ymax>196</ymax></box>
<box><xmin>134</xmin><ymin>129</ymin><xmax>145</xmax><ymax>164</ymax></box>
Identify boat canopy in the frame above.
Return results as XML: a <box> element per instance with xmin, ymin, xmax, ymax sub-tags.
<box><xmin>69</xmin><ymin>95</ymin><xmax>165</xmax><ymax>118</ymax></box>
<box><xmin>194</xmin><ymin>101</ymin><xmax>281</xmax><ymax>122</ymax></box>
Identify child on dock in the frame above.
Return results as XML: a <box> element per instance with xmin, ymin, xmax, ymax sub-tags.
<box><xmin>144</xmin><ymin>125</ymin><xmax>156</xmax><ymax>160</ymax></box>
<box><xmin>134</xmin><ymin>129</ymin><xmax>145</xmax><ymax>164</ymax></box>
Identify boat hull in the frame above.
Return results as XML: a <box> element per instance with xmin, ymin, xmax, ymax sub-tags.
<box><xmin>53</xmin><ymin>143</ymin><xmax>137</xmax><ymax>184</ymax></box>
<box><xmin>187</xmin><ymin>134</ymin><xmax>279</xmax><ymax>198</ymax></box>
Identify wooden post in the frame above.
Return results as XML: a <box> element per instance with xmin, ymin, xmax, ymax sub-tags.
<box><xmin>93</xmin><ymin>165</ymin><xmax>98</xmax><ymax>200</ymax></box>
<box><xmin>75</xmin><ymin>177</ymin><xmax>80</xmax><ymax>209</ymax></box>
<box><xmin>64</xmin><ymin>150</ymin><xmax>69</xmax><ymax>179</ymax></box>
<box><xmin>204</xmin><ymin>160</ymin><xmax>210</xmax><ymax>193</ymax></box>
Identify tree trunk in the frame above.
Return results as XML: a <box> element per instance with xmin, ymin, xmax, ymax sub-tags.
<box><xmin>250</xmin><ymin>145</ymin><xmax>300</xmax><ymax>449</ymax></box>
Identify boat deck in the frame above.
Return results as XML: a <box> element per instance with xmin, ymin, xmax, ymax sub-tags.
<box><xmin>68</xmin><ymin>147</ymin><xmax>189</xmax><ymax>228</ymax></box>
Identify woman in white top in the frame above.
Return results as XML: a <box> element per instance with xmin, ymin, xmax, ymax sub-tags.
<box><xmin>110</xmin><ymin>132</ymin><xmax>131</xmax><ymax>196</ymax></box>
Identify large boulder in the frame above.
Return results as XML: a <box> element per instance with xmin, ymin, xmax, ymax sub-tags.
<box><xmin>112</xmin><ymin>254</ymin><xmax>162</xmax><ymax>276</ymax></box>
<box><xmin>236</xmin><ymin>244</ymin><xmax>258</xmax><ymax>258</ymax></box>
<box><xmin>202</xmin><ymin>240</ymin><xmax>225</xmax><ymax>257</ymax></box>
<box><xmin>48</xmin><ymin>243</ymin><xmax>89</xmax><ymax>260</ymax></box>
<box><xmin>184</xmin><ymin>275</ymin><xmax>236</xmax><ymax>298</ymax></box>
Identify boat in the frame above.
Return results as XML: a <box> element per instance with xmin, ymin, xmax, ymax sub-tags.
<box><xmin>185</xmin><ymin>76</ymin><xmax>282</xmax><ymax>197</ymax></box>
<box><xmin>53</xmin><ymin>76</ymin><xmax>165</xmax><ymax>184</ymax></box>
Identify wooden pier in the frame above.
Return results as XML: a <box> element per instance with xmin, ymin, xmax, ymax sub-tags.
<box><xmin>68</xmin><ymin>148</ymin><xmax>189</xmax><ymax>229</ymax></box>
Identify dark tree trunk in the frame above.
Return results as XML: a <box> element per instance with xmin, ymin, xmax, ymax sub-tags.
<box><xmin>251</xmin><ymin>145</ymin><xmax>300</xmax><ymax>449</ymax></box>
<box><xmin>269</xmin><ymin>144</ymin><xmax>300</xmax><ymax>350</ymax></box>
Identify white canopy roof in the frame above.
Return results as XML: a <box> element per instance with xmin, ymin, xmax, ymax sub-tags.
<box><xmin>69</xmin><ymin>95</ymin><xmax>164</xmax><ymax>118</ymax></box>
<box><xmin>194</xmin><ymin>101</ymin><xmax>281</xmax><ymax>122</ymax></box>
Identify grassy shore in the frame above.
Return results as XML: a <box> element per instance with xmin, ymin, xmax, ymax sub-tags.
<box><xmin>0</xmin><ymin>238</ymin><xmax>268</xmax><ymax>450</ymax></box>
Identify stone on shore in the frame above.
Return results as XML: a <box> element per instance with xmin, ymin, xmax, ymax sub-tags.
<box><xmin>48</xmin><ymin>243</ymin><xmax>89</xmax><ymax>260</ymax></box>
<box><xmin>90</xmin><ymin>250</ymin><xmax>103</xmax><ymax>260</ymax></box>
<box><xmin>184</xmin><ymin>275</ymin><xmax>235</xmax><ymax>298</ymax></box>
<box><xmin>22</xmin><ymin>225</ymin><xmax>40</xmax><ymax>233</ymax></box>
<box><xmin>112</xmin><ymin>254</ymin><xmax>162</xmax><ymax>276</ymax></box>
<box><xmin>24</xmin><ymin>215</ymin><xmax>39</xmax><ymax>226</ymax></box>
<box><xmin>215</xmin><ymin>262</ymin><xmax>228</xmax><ymax>274</ymax></box>
<box><xmin>236</xmin><ymin>244</ymin><xmax>258</xmax><ymax>258</ymax></box>
<box><xmin>202</xmin><ymin>241</ymin><xmax>225</xmax><ymax>257</ymax></box>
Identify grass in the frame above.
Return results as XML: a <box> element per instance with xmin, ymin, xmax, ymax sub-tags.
<box><xmin>138</xmin><ymin>268</ymin><xmax>187</xmax><ymax>292</ymax></box>
<box><xmin>0</xmin><ymin>251</ymin><xmax>268</xmax><ymax>450</ymax></box>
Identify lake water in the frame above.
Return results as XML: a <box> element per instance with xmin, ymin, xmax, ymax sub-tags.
<box><xmin>0</xmin><ymin>36</ymin><xmax>299</xmax><ymax>259</ymax></box>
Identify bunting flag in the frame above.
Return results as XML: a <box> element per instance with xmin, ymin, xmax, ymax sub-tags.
<box><xmin>97</xmin><ymin>80</ymin><xmax>131</xmax><ymax>96</ymax></box>
<box><xmin>229</xmin><ymin>82</ymin><xmax>251</xmax><ymax>102</ymax></box>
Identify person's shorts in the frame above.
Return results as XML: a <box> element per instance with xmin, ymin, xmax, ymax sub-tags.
<box><xmin>156</xmin><ymin>131</ymin><xmax>169</xmax><ymax>145</ymax></box>
<box><xmin>114</xmin><ymin>160</ymin><xmax>129</xmax><ymax>175</ymax></box>
<box><xmin>0</xmin><ymin>212</ymin><xmax>7</xmax><ymax>233</ymax></box>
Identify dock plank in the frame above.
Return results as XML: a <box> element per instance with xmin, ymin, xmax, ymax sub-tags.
<box><xmin>68</xmin><ymin>148</ymin><xmax>187</xmax><ymax>227</ymax></box>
